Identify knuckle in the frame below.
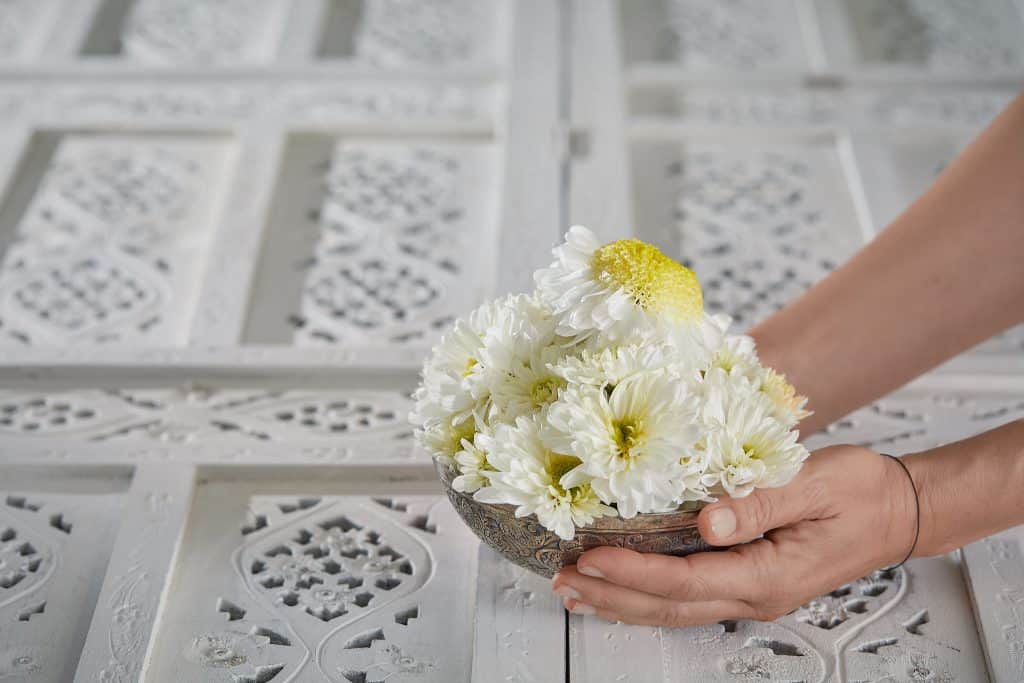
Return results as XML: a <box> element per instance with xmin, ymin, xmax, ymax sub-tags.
<box><xmin>654</xmin><ymin>602</ymin><xmax>686</xmax><ymax>628</ymax></box>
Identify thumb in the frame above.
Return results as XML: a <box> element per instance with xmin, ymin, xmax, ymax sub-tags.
<box><xmin>698</xmin><ymin>478</ymin><xmax>816</xmax><ymax>546</ymax></box>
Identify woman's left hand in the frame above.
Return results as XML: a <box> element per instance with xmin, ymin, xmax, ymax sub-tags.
<box><xmin>550</xmin><ymin>445</ymin><xmax>918</xmax><ymax>626</ymax></box>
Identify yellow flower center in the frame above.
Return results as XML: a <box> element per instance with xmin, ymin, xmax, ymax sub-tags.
<box><xmin>545</xmin><ymin>451</ymin><xmax>583</xmax><ymax>499</ymax></box>
<box><xmin>462</xmin><ymin>357</ymin><xmax>478</xmax><ymax>378</ymax></box>
<box><xmin>612</xmin><ymin>417</ymin><xmax>643</xmax><ymax>460</ymax></box>
<box><xmin>530</xmin><ymin>376</ymin><xmax>565</xmax><ymax>408</ymax></box>
<box><xmin>590</xmin><ymin>239</ymin><xmax>703</xmax><ymax>321</ymax></box>
<box><xmin>448</xmin><ymin>419</ymin><xmax>477</xmax><ymax>456</ymax></box>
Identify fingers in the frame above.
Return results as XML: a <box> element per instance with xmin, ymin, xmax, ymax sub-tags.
<box><xmin>563</xmin><ymin>542</ymin><xmax>781</xmax><ymax>604</ymax></box>
<box><xmin>698</xmin><ymin>467</ymin><xmax>828</xmax><ymax>546</ymax></box>
<box><xmin>553</xmin><ymin>566</ymin><xmax>757</xmax><ymax>626</ymax></box>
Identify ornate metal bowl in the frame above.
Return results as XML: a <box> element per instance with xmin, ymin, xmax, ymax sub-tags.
<box><xmin>436</xmin><ymin>461</ymin><xmax>711</xmax><ymax>578</ymax></box>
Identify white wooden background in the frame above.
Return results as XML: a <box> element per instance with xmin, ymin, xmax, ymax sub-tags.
<box><xmin>0</xmin><ymin>1</ymin><xmax>1021</xmax><ymax>681</ymax></box>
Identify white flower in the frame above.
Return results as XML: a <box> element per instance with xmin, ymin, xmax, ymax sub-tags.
<box><xmin>452</xmin><ymin>431</ymin><xmax>495</xmax><ymax>493</ymax></box>
<box><xmin>551</xmin><ymin>343</ymin><xmax>676</xmax><ymax>388</ymax></box>
<box><xmin>414</xmin><ymin>416</ymin><xmax>477</xmax><ymax>465</ymax></box>
<box><xmin>534</xmin><ymin>226</ymin><xmax>704</xmax><ymax>343</ymax></box>
<box><xmin>700</xmin><ymin>374</ymin><xmax>809</xmax><ymax>497</ymax></box>
<box><xmin>545</xmin><ymin>373</ymin><xmax>703</xmax><ymax>517</ymax></box>
<box><xmin>487</xmin><ymin>345</ymin><xmax>568</xmax><ymax>423</ymax></box>
<box><xmin>706</xmin><ymin>333</ymin><xmax>760</xmax><ymax>378</ymax></box>
<box><xmin>475</xmin><ymin>416</ymin><xmax>615</xmax><ymax>539</ymax></box>
<box><xmin>757</xmin><ymin>367</ymin><xmax>812</xmax><ymax>427</ymax></box>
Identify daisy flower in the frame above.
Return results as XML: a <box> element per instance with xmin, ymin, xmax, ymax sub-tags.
<box><xmin>700</xmin><ymin>378</ymin><xmax>809</xmax><ymax>497</ymax></box>
<box><xmin>551</xmin><ymin>343</ymin><xmax>678</xmax><ymax>389</ymax></box>
<box><xmin>474</xmin><ymin>416</ymin><xmax>615</xmax><ymax>539</ymax></box>
<box><xmin>545</xmin><ymin>373</ymin><xmax>702</xmax><ymax>517</ymax></box>
<box><xmin>487</xmin><ymin>346</ymin><xmax>568</xmax><ymax>423</ymax></box>
<box><xmin>534</xmin><ymin>226</ymin><xmax>704</xmax><ymax>343</ymax></box>
<box><xmin>452</xmin><ymin>430</ymin><xmax>495</xmax><ymax>493</ymax></box>
<box><xmin>758</xmin><ymin>367</ymin><xmax>812</xmax><ymax>427</ymax></box>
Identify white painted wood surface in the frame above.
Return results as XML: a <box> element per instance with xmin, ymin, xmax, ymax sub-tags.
<box><xmin>0</xmin><ymin>1</ymin><xmax>1021</xmax><ymax>681</ymax></box>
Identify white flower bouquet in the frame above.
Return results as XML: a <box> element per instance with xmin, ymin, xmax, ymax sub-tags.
<box><xmin>412</xmin><ymin>226</ymin><xmax>810</xmax><ymax>540</ymax></box>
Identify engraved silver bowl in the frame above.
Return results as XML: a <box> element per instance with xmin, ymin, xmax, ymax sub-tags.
<box><xmin>436</xmin><ymin>461</ymin><xmax>711</xmax><ymax>578</ymax></box>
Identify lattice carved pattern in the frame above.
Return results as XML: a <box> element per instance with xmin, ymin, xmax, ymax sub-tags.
<box><xmin>121</xmin><ymin>0</ymin><xmax>283</xmax><ymax>64</ymax></box>
<box><xmin>355</xmin><ymin>0</ymin><xmax>496</xmax><ymax>67</ymax></box>
<box><xmin>182</xmin><ymin>497</ymin><xmax>457</xmax><ymax>682</ymax></box>
<box><xmin>292</xmin><ymin>143</ymin><xmax>478</xmax><ymax>347</ymax></box>
<box><xmin>0</xmin><ymin>386</ymin><xmax>414</xmax><ymax>444</ymax></box>
<box><xmin>806</xmin><ymin>392</ymin><xmax>1024</xmax><ymax>455</ymax></box>
<box><xmin>845</xmin><ymin>0</ymin><xmax>1024</xmax><ymax>71</ymax></box>
<box><xmin>668</xmin><ymin>147</ymin><xmax>860</xmax><ymax>330</ymax></box>
<box><xmin>662</xmin><ymin>0</ymin><xmax>806</xmax><ymax>68</ymax></box>
<box><xmin>0</xmin><ymin>137</ymin><xmax>227</xmax><ymax>347</ymax></box>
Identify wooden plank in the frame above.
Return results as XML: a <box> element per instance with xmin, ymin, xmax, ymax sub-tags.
<box><xmin>74</xmin><ymin>464</ymin><xmax>197</xmax><ymax>683</ymax></box>
<box><xmin>474</xmin><ymin>545</ymin><xmax>567</xmax><ymax>682</ymax></box>
<box><xmin>963</xmin><ymin>525</ymin><xmax>1024</xmax><ymax>683</ymax></box>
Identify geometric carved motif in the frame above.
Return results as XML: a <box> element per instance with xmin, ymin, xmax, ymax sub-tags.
<box><xmin>355</xmin><ymin>0</ymin><xmax>496</xmax><ymax>68</ymax></box>
<box><xmin>175</xmin><ymin>497</ymin><xmax>467</xmax><ymax>682</ymax></box>
<box><xmin>0</xmin><ymin>386</ymin><xmax>414</xmax><ymax>445</ymax></box>
<box><xmin>662</xmin><ymin>0</ymin><xmax>806</xmax><ymax>68</ymax></box>
<box><xmin>0</xmin><ymin>137</ymin><xmax>229</xmax><ymax>346</ymax></box>
<box><xmin>292</xmin><ymin>143</ymin><xmax>482</xmax><ymax>347</ymax></box>
<box><xmin>845</xmin><ymin>0</ymin><xmax>1024</xmax><ymax>72</ymax></box>
<box><xmin>121</xmin><ymin>0</ymin><xmax>284</xmax><ymax>64</ymax></box>
<box><xmin>807</xmin><ymin>391</ymin><xmax>1024</xmax><ymax>456</ymax></box>
<box><xmin>669</xmin><ymin>146</ymin><xmax>862</xmax><ymax>329</ymax></box>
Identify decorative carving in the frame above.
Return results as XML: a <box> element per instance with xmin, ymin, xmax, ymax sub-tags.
<box><xmin>0</xmin><ymin>136</ymin><xmax>228</xmax><ymax>347</ymax></box>
<box><xmin>844</xmin><ymin>0</ymin><xmax>1023</xmax><ymax>72</ymax></box>
<box><xmin>808</xmin><ymin>392</ymin><xmax>1024</xmax><ymax>455</ymax></box>
<box><xmin>292</xmin><ymin>143</ymin><xmax>480</xmax><ymax>347</ymax></box>
<box><xmin>287</xmin><ymin>84</ymin><xmax>487</xmax><ymax>121</ymax></box>
<box><xmin>666</xmin><ymin>147</ymin><xmax>860</xmax><ymax>329</ymax></box>
<box><xmin>355</xmin><ymin>0</ymin><xmax>496</xmax><ymax>67</ymax></box>
<box><xmin>121</xmin><ymin>0</ymin><xmax>282</xmax><ymax>64</ymax></box>
<box><xmin>662</xmin><ymin>0</ymin><xmax>806</xmax><ymax>68</ymax></box>
<box><xmin>869</xmin><ymin>91</ymin><xmax>1013</xmax><ymax>127</ymax></box>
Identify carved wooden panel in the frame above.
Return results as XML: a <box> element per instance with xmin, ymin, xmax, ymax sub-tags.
<box><xmin>0</xmin><ymin>471</ymin><xmax>125</xmax><ymax>683</ymax></box>
<box><xmin>0</xmin><ymin>386</ymin><xmax>413</xmax><ymax>445</ymax></box>
<box><xmin>0</xmin><ymin>135</ymin><xmax>232</xmax><ymax>347</ymax></box>
<box><xmin>141</xmin><ymin>480</ymin><xmax>564</xmax><ymax>682</ymax></box>
<box><xmin>630</xmin><ymin>140</ymin><xmax>865</xmax><ymax>330</ymax></box>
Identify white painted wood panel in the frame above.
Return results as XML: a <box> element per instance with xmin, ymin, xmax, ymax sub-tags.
<box><xmin>0</xmin><ymin>466</ymin><xmax>128</xmax><ymax>682</ymax></box>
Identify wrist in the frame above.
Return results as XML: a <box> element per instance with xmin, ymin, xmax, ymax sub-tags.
<box><xmin>880</xmin><ymin>453</ymin><xmax>921</xmax><ymax>565</ymax></box>
<box><xmin>899</xmin><ymin>453</ymin><xmax>948</xmax><ymax>558</ymax></box>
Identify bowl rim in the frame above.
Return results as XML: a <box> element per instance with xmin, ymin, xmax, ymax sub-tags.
<box><xmin>434</xmin><ymin>459</ymin><xmax>703</xmax><ymax>533</ymax></box>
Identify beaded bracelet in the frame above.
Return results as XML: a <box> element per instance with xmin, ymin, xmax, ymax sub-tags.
<box><xmin>881</xmin><ymin>453</ymin><xmax>920</xmax><ymax>569</ymax></box>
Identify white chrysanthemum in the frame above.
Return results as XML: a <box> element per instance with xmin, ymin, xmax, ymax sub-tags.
<box><xmin>551</xmin><ymin>343</ymin><xmax>676</xmax><ymax>388</ymax></box>
<box><xmin>700</xmin><ymin>375</ymin><xmax>809</xmax><ymax>497</ymax></box>
<box><xmin>534</xmin><ymin>226</ymin><xmax>704</xmax><ymax>343</ymax></box>
<box><xmin>706</xmin><ymin>333</ymin><xmax>760</xmax><ymax>379</ymax></box>
<box><xmin>545</xmin><ymin>373</ymin><xmax>703</xmax><ymax>518</ymax></box>
<box><xmin>410</xmin><ymin>297</ymin><xmax>509</xmax><ymax>428</ymax></box>
<box><xmin>474</xmin><ymin>417</ymin><xmax>615</xmax><ymax>539</ymax></box>
<box><xmin>414</xmin><ymin>416</ymin><xmax>478</xmax><ymax>465</ymax></box>
<box><xmin>452</xmin><ymin>431</ymin><xmax>495</xmax><ymax>493</ymax></box>
<box><xmin>757</xmin><ymin>367</ymin><xmax>812</xmax><ymax>427</ymax></box>
<box><xmin>488</xmin><ymin>346</ymin><xmax>568</xmax><ymax>423</ymax></box>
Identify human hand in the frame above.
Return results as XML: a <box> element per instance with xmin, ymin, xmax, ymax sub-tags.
<box><xmin>550</xmin><ymin>445</ymin><xmax>918</xmax><ymax>626</ymax></box>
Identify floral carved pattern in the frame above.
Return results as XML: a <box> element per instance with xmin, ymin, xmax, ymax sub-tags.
<box><xmin>292</xmin><ymin>143</ymin><xmax>479</xmax><ymax>347</ymax></box>
<box><xmin>668</xmin><ymin>147</ymin><xmax>861</xmax><ymax>329</ymax></box>
<box><xmin>662</xmin><ymin>0</ymin><xmax>806</xmax><ymax>68</ymax></box>
<box><xmin>175</xmin><ymin>496</ymin><xmax>457</xmax><ymax>681</ymax></box>
<box><xmin>0</xmin><ymin>136</ymin><xmax>228</xmax><ymax>347</ymax></box>
<box><xmin>121</xmin><ymin>0</ymin><xmax>283</xmax><ymax>64</ymax></box>
<box><xmin>355</xmin><ymin>0</ymin><xmax>496</xmax><ymax>68</ymax></box>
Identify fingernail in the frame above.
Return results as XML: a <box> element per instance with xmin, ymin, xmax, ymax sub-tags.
<box><xmin>554</xmin><ymin>585</ymin><xmax>580</xmax><ymax>600</ymax></box>
<box><xmin>571</xmin><ymin>602</ymin><xmax>596</xmax><ymax>616</ymax></box>
<box><xmin>579</xmin><ymin>565</ymin><xmax>604</xmax><ymax>578</ymax></box>
<box><xmin>709</xmin><ymin>507</ymin><xmax>737</xmax><ymax>539</ymax></box>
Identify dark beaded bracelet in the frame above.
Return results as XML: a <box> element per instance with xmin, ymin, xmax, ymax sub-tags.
<box><xmin>881</xmin><ymin>453</ymin><xmax>920</xmax><ymax>569</ymax></box>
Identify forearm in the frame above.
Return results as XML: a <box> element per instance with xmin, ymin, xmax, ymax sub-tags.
<box><xmin>752</xmin><ymin>92</ymin><xmax>1024</xmax><ymax>434</ymax></box>
<box><xmin>902</xmin><ymin>419</ymin><xmax>1024</xmax><ymax>557</ymax></box>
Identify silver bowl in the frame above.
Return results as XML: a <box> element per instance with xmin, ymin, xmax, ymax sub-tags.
<box><xmin>436</xmin><ymin>461</ymin><xmax>711</xmax><ymax>578</ymax></box>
